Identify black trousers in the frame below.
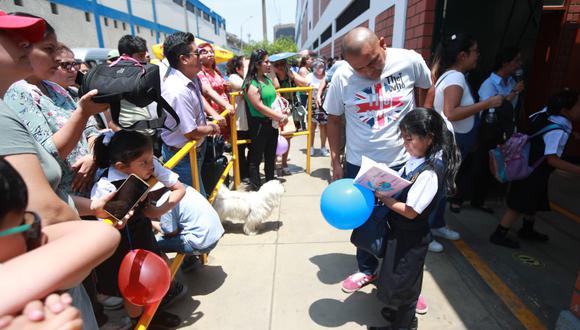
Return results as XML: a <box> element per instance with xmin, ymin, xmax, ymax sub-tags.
<box><xmin>237</xmin><ymin>130</ymin><xmax>250</xmax><ymax>179</ymax></box>
<box><xmin>248</xmin><ymin>116</ymin><xmax>278</xmax><ymax>190</ymax></box>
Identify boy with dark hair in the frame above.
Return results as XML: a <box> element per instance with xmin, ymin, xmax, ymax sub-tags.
<box><xmin>118</xmin><ymin>35</ymin><xmax>148</xmax><ymax>62</ymax></box>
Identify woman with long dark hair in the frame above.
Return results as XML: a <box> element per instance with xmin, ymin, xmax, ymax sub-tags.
<box><xmin>427</xmin><ymin>33</ymin><xmax>504</xmax><ymax>251</ymax></box>
<box><xmin>243</xmin><ymin>49</ymin><xmax>288</xmax><ymax>190</ymax></box>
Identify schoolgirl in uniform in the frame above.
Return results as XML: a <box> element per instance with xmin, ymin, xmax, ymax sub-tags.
<box><xmin>491</xmin><ymin>89</ymin><xmax>580</xmax><ymax>248</ymax></box>
<box><xmin>370</xmin><ymin>108</ymin><xmax>461</xmax><ymax>330</ymax></box>
<box><xmin>91</xmin><ymin>130</ymin><xmax>186</xmax><ymax>327</ymax></box>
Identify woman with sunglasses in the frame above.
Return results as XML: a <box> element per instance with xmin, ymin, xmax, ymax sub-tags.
<box><xmin>197</xmin><ymin>42</ymin><xmax>234</xmax><ymax>137</ymax></box>
<box><xmin>0</xmin><ymin>157</ymin><xmax>120</xmax><ymax>329</ymax></box>
<box><xmin>50</xmin><ymin>43</ymin><xmax>81</xmax><ymax>100</ymax></box>
<box><xmin>4</xmin><ymin>14</ymin><xmax>106</xmax><ymax>197</ymax></box>
<box><xmin>243</xmin><ymin>49</ymin><xmax>288</xmax><ymax>190</ymax></box>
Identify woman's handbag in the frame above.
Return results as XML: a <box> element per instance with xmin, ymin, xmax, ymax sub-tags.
<box><xmin>291</xmin><ymin>102</ymin><xmax>307</xmax><ymax>125</ymax></box>
<box><xmin>350</xmin><ymin>205</ymin><xmax>390</xmax><ymax>258</ymax></box>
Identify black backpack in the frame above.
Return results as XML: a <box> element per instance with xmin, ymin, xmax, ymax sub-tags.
<box><xmin>80</xmin><ymin>56</ymin><xmax>180</xmax><ymax>131</ymax></box>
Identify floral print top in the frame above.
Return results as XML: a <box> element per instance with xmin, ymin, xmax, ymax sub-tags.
<box><xmin>197</xmin><ymin>66</ymin><xmax>229</xmax><ymax>110</ymax></box>
<box><xmin>4</xmin><ymin>80</ymin><xmax>99</xmax><ymax>195</ymax></box>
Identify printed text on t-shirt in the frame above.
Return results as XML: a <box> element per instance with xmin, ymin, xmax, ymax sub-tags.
<box><xmin>354</xmin><ymin>72</ymin><xmax>407</xmax><ymax>129</ymax></box>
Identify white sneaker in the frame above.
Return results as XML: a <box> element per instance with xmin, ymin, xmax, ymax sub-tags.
<box><xmin>431</xmin><ymin>227</ymin><xmax>461</xmax><ymax>241</ymax></box>
<box><xmin>310</xmin><ymin>148</ymin><xmax>316</xmax><ymax>156</ymax></box>
<box><xmin>320</xmin><ymin>147</ymin><xmax>330</xmax><ymax>156</ymax></box>
<box><xmin>428</xmin><ymin>240</ymin><xmax>444</xmax><ymax>252</ymax></box>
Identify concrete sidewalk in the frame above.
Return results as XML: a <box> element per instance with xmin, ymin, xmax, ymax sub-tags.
<box><xmin>166</xmin><ymin>134</ymin><xmax>579</xmax><ymax>330</ymax></box>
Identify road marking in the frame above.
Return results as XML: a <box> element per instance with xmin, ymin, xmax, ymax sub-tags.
<box><xmin>550</xmin><ymin>201</ymin><xmax>580</xmax><ymax>224</ymax></box>
<box><xmin>453</xmin><ymin>240</ymin><xmax>547</xmax><ymax>330</ymax></box>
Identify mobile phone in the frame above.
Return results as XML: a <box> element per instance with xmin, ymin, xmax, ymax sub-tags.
<box><xmin>103</xmin><ymin>174</ymin><xmax>150</xmax><ymax>222</ymax></box>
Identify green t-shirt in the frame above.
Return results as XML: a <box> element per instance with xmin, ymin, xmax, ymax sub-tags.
<box><xmin>245</xmin><ymin>78</ymin><xmax>276</xmax><ymax>119</ymax></box>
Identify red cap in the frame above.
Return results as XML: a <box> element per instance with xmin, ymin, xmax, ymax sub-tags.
<box><xmin>0</xmin><ymin>11</ymin><xmax>46</xmax><ymax>43</ymax></box>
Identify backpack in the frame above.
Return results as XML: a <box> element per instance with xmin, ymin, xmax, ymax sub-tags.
<box><xmin>488</xmin><ymin>123</ymin><xmax>565</xmax><ymax>183</ymax></box>
<box><xmin>80</xmin><ymin>56</ymin><xmax>180</xmax><ymax>131</ymax></box>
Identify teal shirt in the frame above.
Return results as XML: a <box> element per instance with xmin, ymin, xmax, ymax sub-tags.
<box><xmin>245</xmin><ymin>78</ymin><xmax>276</xmax><ymax>119</ymax></box>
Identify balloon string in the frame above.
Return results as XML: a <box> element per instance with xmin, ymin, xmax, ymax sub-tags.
<box><xmin>125</xmin><ymin>225</ymin><xmax>134</xmax><ymax>251</ymax></box>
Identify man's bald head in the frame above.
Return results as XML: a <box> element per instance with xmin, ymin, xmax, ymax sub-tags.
<box><xmin>342</xmin><ymin>27</ymin><xmax>380</xmax><ymax>58</ymax></box>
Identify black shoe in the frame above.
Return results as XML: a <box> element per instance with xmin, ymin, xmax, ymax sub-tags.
<box><xmin>518</xmin><ymin>228</ymin><xmax>549</xmax><ymax>242</ymax></box>
<box><xmin>368</xmin><ymin>327</ymin><xmax>391</xmax><ymax>330</ymax></box>
<box><xmin>489</xmin><ymin>231</ymin><xmax>520</xmax><ymax>249</ymax></box>
<box><xmin>159</xmin><ymin>280</ymin><xmax>188</xmax><ymax>308</ymax></box>
<box><xmin>181</xmin><ymin>255</ymin><xmax>201</xmax><ymax>273</ymax></box>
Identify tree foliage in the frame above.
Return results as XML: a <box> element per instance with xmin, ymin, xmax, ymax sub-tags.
<box><xmin>243</xmin><ymin>36</ymin><xmax>298</xmax><ymax>57</ymax></box>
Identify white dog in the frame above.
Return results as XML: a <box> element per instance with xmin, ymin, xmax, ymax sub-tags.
<box><xmin>212</xmin><ymin>180</ymin><xmax>285</xmax><ymax>235</ymax></box>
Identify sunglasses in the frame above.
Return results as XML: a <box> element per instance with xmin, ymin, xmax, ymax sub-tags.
<box><xmin>0</xmin><ymin>211</ymin><xmax>42</xmax><ymax>251</ymax></box>
<box><xmin>198</xmin><ymin>49</ymin><xmax>214</xmax><ymax>55</ymax></box>
<box><xmin>58</xmin><ymin>61</ymin><xmax>80</xmax><ymax>71</ymax></box>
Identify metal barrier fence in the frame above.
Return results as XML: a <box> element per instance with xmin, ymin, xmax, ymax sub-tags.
<box><xmin>108</xmin><ymin>86</ymin><xmax>314</xmax><ymax>329</ymax></box>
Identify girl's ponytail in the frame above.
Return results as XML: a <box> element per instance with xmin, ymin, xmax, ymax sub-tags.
<box><xmin>438</xmin><ymin>117</ymin><xmax>461</xmax><ymax>194</ymax></box>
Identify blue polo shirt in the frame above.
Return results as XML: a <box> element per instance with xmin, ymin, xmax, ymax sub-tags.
<box><xmin>478</xmin><ymin>72</ymin><xmax>518</xmax><ymax>108</ymax></box>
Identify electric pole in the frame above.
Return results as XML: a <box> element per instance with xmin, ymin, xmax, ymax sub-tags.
<box><xmin>262</xmin><ymin>0</ymin><xmax>268</xmax><ymax>42</ymax></box>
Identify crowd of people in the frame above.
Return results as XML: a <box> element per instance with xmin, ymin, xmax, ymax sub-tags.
<box><xmin>1</xmin><ymin>9</ymin><xmax>579</xmax><ymax>330</ymax></box>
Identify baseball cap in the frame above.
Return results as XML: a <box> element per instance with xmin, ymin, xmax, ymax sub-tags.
<box><xmin>0</xmin><ymin>11</ymin><xmax>46</xmax><ymax>43</ymax></box>
<box><xmin>107</xmin><ymin>49</ymin><xmax>120</xmax><ymax>60</ymax></box>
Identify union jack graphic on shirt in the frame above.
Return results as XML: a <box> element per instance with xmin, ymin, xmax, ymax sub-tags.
<box><xmin>354</xmin><ymin>81</ymin><xmax>404</xmax><ymax>129</ymax></box>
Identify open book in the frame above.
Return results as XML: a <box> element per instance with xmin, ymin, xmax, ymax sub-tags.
<box><xmin>354</xmin><ymin>156</ymin><xmax>411</xmax><ymax>196</ymax></box>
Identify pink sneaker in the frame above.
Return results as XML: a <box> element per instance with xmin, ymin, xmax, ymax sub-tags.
<box><xmin>341</xmin><ymin>272</ymin><xmax>376</xmax><ymax>293</ymax></box>
<box><xmin>416</xmin><ymin>294</ymin><xmax>428</xmax><ymax>314</ymax></box>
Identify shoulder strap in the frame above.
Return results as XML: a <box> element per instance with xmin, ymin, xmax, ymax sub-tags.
<box><xmin>529</xmin><ymin>123</ymin><xmax>567</xmax><ymax>139</ymax></box>
<box><xmin>434</xmin><ymin>70</ymin><xmax>454</xmax><ymax>89</ymax></box>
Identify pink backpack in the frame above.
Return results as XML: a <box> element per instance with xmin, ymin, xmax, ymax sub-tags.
<box><xmin>489</xmin><ymin>124</ymin><xmax>564</xmax><ymax>183</ymax></box>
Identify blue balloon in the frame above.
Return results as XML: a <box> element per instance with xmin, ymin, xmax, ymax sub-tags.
<box><xmin>320</xmin><ymin>179</ymin><xmax>375</xmax><ymax>230</ymax></box>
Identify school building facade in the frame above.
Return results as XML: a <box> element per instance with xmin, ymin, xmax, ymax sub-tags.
<box><xmin>0</xmin><ymin>0</ymin><xmax>228</xmax><ymax>49</ymax></box>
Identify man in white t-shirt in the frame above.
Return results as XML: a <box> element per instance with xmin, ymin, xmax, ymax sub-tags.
<box><xmin>324</xmin><ymin>27</ymin><xmax>432</xmax><ymax>293</ymax></box>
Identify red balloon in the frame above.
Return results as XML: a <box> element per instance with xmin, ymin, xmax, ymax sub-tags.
<box><xmin>118</xmin><ymin>249</ymin><xmax>171</xmax><ymax>306</ymax></box>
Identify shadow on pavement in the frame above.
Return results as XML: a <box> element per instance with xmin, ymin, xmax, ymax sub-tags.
<box><xmin>221</xmin><ymin>220</ymin><xmax>283</xmax><ymax>235</ymax></box>
<box><xmin>310</xmin><ymin>167</ymin><xmax>331</xmax><ymax>182</ymax></box>
<box><xmin>310</xmin><ymin>253</ymin><xmax>358</xmax><ymax>284</ymax></box>
<box><xmin>308</xmin><ymin>291</ymin><xmax>385</xmax><ymax>328</ymax></box>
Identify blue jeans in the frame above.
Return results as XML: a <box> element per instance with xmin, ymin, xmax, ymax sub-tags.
<box><xmin>162</xmin><ymin>141</ymin><xmax>207</xmax><ymax>197</ymax></box>
<box><xmin>346</xmin><ymin>161</ymin><xmax>404</xmax><ymax>275</ymax></box>
<box><xmin>157</xmin><ymin>237</ymin><xmax>217</xmax><ymax>255</ymax></box>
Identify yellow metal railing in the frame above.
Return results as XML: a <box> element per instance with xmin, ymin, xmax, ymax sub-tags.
<box><xmin>229</xmin><ymin>86</ymin><xmax>314</xmax><ymax>189</ymax></box>
<box><xmin>133</xmin><ymin>85</ymin><xmax>313</xmax><ymax>329</ymax></box>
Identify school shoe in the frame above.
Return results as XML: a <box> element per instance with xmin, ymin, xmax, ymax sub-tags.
<box><xmin>320</xmin><ymin>147</ymin><xmax>330</xmax><ymax>156</ymax></box>
<box><xmin>489</xmin><ymin>230</ymin><xmax>520</xmax><ymax>249</ymax></box>
<box><xmin>517</xmin><ymin>227</ymin><xmax>549</xmax><ymax>242</ymax></box>
<box><xmin>181</xmin><ymin>255</ymin><xmax>201</xmax><ymax>273</ymax></box>
<box><xmin>518</xmin><ymin>219</ymin><xmax>549</xmax><ymax>242</ymax></box>
<box><xmin>281</xmin><ymin>167</ymin><xmax>291</xmax><ymax>175</ymax></box>
<box><xmin>341</xmin><ymin>272</ymin><xmax>377</xmax><ymax>293</ymax></box>
<box><xmin>431</xmin><ymin>227</ymin><xmax>460</xmax><ymax>241</ymax></box>
<box><xmin>415</xmin><ymin>294</ymin><xmax>428</xmax><ymax>314</ymax></box>
<box><xmin>159</xmin><ymin>280</ymin><xmax>188</xmax><ymax>308</ymax></box>
<box><xmin>428</xmin><ymin>240</ymin><xmax>444</xmax><ymax>253</ymax></box>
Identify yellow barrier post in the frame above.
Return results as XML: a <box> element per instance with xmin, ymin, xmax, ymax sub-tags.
<box><xmin>229</xmin><ymin>93</ymin><xmax>241</xmax><ymax>189</ymax></box>
<box><xmin>306</xmin><ymin>87</ymin><xmax>313</xmax><ymax>174</ymax></box>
